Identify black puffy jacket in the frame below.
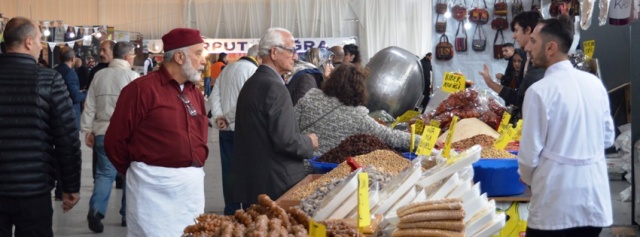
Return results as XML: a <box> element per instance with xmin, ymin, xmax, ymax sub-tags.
<box><xmin>0</xmin><ymin>53</ymin><xmax>81</xmax><ymax>197</ymax></box>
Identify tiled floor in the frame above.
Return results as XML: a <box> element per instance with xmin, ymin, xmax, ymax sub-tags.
<box><xmin>48</xmin><ymin>130</ymin><xmax>639</xmax><ymax>236</ymax></box>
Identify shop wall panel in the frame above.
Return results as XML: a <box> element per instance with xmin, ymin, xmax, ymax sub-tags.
<box><xmin>0</xmin><ymin>0</ymin><xmax>98</xmax><ymax>25</ymax></box>
<box><xmin>98</xmin><ymin>0</ymin><xmax>186</xmax><ymax>39</ymax></box>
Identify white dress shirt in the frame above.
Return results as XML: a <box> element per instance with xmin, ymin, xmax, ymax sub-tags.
<box><xmin>518</xmin><ymin>60</ymin><xmax>615</xmax><ymax>230</ymax></box>
<box><xmin>210</xmin><ymin>58</ymin><xmax>258</xmax><ymax>131</ymax></box>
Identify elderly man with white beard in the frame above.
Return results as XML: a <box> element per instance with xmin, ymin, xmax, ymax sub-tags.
<box><xmin>104</xmin><ymin>28</ymin><xmax>209</xmax><ymax>237</ymax></box>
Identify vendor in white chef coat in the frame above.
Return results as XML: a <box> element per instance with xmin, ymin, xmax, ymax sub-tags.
<box><xmin>518</xmin><ymin>15</ymin><xmax>615</xmax><ymax>237</ymax></box>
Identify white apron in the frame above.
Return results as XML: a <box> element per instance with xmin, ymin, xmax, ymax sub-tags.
<box><xmin>126</xmin><ymin>161</ymin><xmax>205</xmax><ymax>237</ymax></box>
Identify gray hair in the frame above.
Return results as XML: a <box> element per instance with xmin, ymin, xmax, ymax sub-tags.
<box><xmin>59</xmin><ymin>47</ymin><xmax>75</xmax><ymax>63</ymax></box>
<box><xmin>246</xmin><ymin>44</ymin><xmax>259</xmax><ymax>58</ymax></box>
<box><xmin>3</xmin><ymin>17</ymin><xmax>38</xmax><ymax>50</ymax></box>
<box><xmin>257</xmin><ymin>27</ymin><xmax>292</xmax><ymax>58</ymax></box>
<box><xmin>163</xmin><ymin>46</ymin><xmax>189</xmax><ymax>63</ymax></box>
<box><xmin>113</xmin><ymin>41</ymin><xmax>135</xmax><ymax>59</ymax></box>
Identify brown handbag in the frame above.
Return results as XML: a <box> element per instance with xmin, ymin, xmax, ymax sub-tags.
<box><xmin>512</xmin><ymin>0</ymin><xmax>524</xmax><ymax>17</ymax></box>
<box><xmin>531</xmin><ymin>0</ymin><xmax>541</xmax><ymax>12</ymax></box>
<box><xmin>494</xmin><ymin>0</ymin><xmax>508</xmax><ymax>16</ymax></box>
<box><xmin>436</xmin><ymin>34</ymin><xmax>454</xmax><ymax>61</ymax></box>
<box><xmin>455</xmin><ymin>21</ymin><xmax>468</xmax><ymax>52</ymax></box>
<box><xmin>493</xmin><ymin>30</ymin><xmax>505</xmax><ymax>59</ymax></box>
<box><xmin>452</xmin><ymin>0</ymin><xmax>468</xmax><ymax>21</ymax></box>
<box><xmin>469</xmin><ymin>0</ymin><xmax>489</xmax><ymax>25</ymax></box>
<box><xmin>549</xmin><ymin>0</ymin><xmax>566</xmax><ymax>17</ymax></box>
<box><xmin>491</xmin><ymin>17</ymin><xmax>509</xmax><ymax>30</ymax></box>
<box><xmin>436</xmin><ymin>0</ymin><xmax>448</xmax><ymax>14</ymax></box>
<box><xmin>472</xmin><ymin>25</ymin><xmax>486</xmax><ymax>52</ymax></box>
<box><xmin>435</xmin><ymin>14</ymin><xmax>447</xmax><ymax>33</ymax></box>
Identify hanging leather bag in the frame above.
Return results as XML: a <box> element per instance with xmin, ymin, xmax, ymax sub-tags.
<box><xmin>491</xmin><ymin>17</ymin><xmax>509</xmax><ymax>30</ymax></box>
<box><xmin>452</xmin><ymin>0</ymin><xmax>468</xmax><ymax>21</ymax></box>
<box><xmin>469</xmin><ymin>0</ymin><xmax>489</xmax><ymax>25</ymax></box>
<box><xmin>531</xmin><ymin>0</ymin><xmax>541</xmax><ymax>12</ymax></box>
<box><xmin>549</xmin><ymin>0</ymin><xmax>566</xmax><ymax>17</ymax></box>
<box><xmin>436</xmin><ymin>34</ymin><xmax>454</xmax><ymax>60</ymax></box>
<box><xmin>569</xmin><ymin>0</ymin><xmax>580</xmax><ymax>16</ymax></box>
<box><xmin>493</xmin><ymin>30</ymin><xmax>505</xmax><ymax>59</ymax></box>
<box><xmin>494</xmin><ymin>0</ymin><xmax>508</xmax><ymax>16</ymax></box>
<box><xmin>436</xmin><ymin>0</ymin><xmax>449</xmax><ymax>14</ymax></box>
<box><xmin>436</xmin><ymin>14</ymin><xmax>447</xmax><ymax>33</ymax></box>
<box><xmin>512</xmin><ymin>0</ymin><xmax>524</xmax><ymax>17</ymax></box>
<box><xmin>472</xmin><ymin>25</ymin><xmax>486</xmax><ymax>52</ymax></box>
<box><xmin>455</xmin><ymin>21</ymin><xmax>468</xmax><ymax>52</ymax></box>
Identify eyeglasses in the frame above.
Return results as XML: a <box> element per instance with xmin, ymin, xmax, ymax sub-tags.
<box><xmin>275</xmin><ymin>45</ymin><xmax>297</xmax><ymax>55</ymax></box>
<box><xmin>178</xmin><ymin>93</ymin><xmax>197</xmax><ymax>117</ymax></box>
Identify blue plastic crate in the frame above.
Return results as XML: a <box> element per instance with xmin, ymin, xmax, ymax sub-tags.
<box><xmin>472</xmin><ymin>158</ymin><xmax>526</xmax><ymax>197</ymax></box>
<box><xmin>402</xmin><ymin>152</ymin><xmax>418</xmax><ymax>160</ymax></box>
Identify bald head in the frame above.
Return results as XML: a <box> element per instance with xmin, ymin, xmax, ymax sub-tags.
<box><xmin>3</xmin><ymin>17</ymin><xmax>43</xmax><ymax>59</ymax></box>
<box><xmin>329</xmin><ymin>46</ymin><xmax>344</xmax><ymax>63</ymax></box>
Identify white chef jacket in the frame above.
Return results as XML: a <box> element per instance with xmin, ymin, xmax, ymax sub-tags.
<box><xmin>518</xmin><ymin>60</ymin><xmax>615</xmax><ymax>230</ymax></box>
<box><xmin>210</xmin><ymin>57</ymin><xmax>258</xmax><ymax>131</ymax></box>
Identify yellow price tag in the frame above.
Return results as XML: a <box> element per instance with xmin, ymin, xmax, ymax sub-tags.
<box><xmin>514</xmin><ymin>119</ymin><xmax>523</xmax><ymax>141</ymax></box>
<box><xmin>410</xmin><ymin>124</ymin><xmax>416</xmax><ymax>152</ymax></box>
<box><xmin>309</xmin><ymin>219</ymin><xmax>327</xmax><ymax>237</ymax></box>
<box><xmin>442</xmin><ymin>116</ymin><xmax>459</xmax><ymax>158</ymax></box>
<box><xmin>497</xmin><ymin>111</ymin><xmax>512</xmax><ymax>134</ymax></box>
<box><xmin>357</xmin><ymin>172</ymin><xmax>371</xmax><ymax>229</ymax></box>
<box><xmin>390</xmin><ymin>110</ymin><xmax>420</xmax><ymax>129</ymax></box>
<box><xmin>430</xmin><ymin>119</ymin><xmax>441</xmax><ymax>128</ymax></box>
<box><xmin>414</xmin><ymin>120</ymin><xmax>425</xmax><ymax>135</ymax></box>
<box><xmin>442</xmin><ymin>72</ymin><xmax>466</xmax><ymax>93</ymax></box>
<box><xmin>416</xmin><ymin>126</ymin><xmax>441</xmax><ymax>156</ymax></box>
<box><xmin>583</xmin><ymin>40</ymin><xmax>595</xmax><ymax>59</ymax></box>
<box><xmin>494</xmin><ymin>126</ymin><xmax>516</xmax><ymax>150</ymax></box>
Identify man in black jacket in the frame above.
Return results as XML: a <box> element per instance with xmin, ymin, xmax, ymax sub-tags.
<box><xmin>0</xmin><ymin>17</ymin><xmax>81</xmax><ymax>236</ymax></box>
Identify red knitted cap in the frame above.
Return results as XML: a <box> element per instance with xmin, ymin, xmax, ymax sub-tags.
<box><xmin>162</xmin><ymin>28</ymin><xmax>204</xmax><ymax>52</ymax></box>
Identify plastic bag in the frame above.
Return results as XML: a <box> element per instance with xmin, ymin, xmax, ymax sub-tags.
<box><xmin>599</xmin><ymin>0</ymin><xmax>611</xmax><ymax>26</ymax></box>
<box><xmin>421</xmin><ymin>88</ymin><xmax>506</xmax><ymax>131</ymax></box>
<box><xmin>369</xmin><ymin>110</ymin><xmax>395</xmax><ymax>126</ymax></box>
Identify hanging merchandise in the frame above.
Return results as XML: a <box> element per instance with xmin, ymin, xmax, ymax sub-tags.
<box><xmin>436</xmin><ymin>14</ymin><xmax>448</xmax><ymax>33</ymax></box>
<box><xmin>599</xmin><ymin>0</ymin><xmax>611</xmax><ymax>26</ymax></box>
<box><xmin>512</xmin><ymin>0</ymin><xmax>524</xmax><ymax>17</ymax></box>
<box><xmin>569</xmin><ymin>0</ymin><xmax>581</xmax><ymax>16</ymax></box>
<box><xmin>493</xmin><ymin>30</ymin><xmax>506</xmax><ymax>59</ymax></box>
<box><xmin>532</xmin><ymin>0</ymin><xmax>542</xmax><ymax>12</ymax></box>
<box><xmin>492</xmin><ymin>17</ymin><xmax>510</xmax><ymax>30</ymax></box>
<box><xmin>455</xmin><ymin>21</ymin><xmax>468</xmax><ymax>52</ymax></box>
<box><xmin>453</xmin><ymin>0</ymin><xmax>469</xmax><ymax>21</ymax></box>
<box><xmin>436</xmin><ymin>34</ymin><xmax>455</xmax><ymax>61</ymax></box>
<box><xmin>580</xmin><ymin>0</ymin><xmax>596</xmax><ymax>30</ymax></box>
<box><xmin>494</xmin><ymin>0</ymin><xmax>509</xmax><ymax>16</ymax></box>
<box><xmin>550</xmin><ymin>0</ymin><xmax>566</xmax><ymax>17</ymax></box>
<box><xmin>609</xmin><ymin>0</ymin><xmax>632</xmax><ymax>25</ymax></box>
<box><xmin>437</xmin><ymin>0</ymin><xmax>449</xmax><ymax>14</ymax></box>
<box><xmin>469</xmin><ymin>0</ymin><xmax>490</xmax><ymax>24</ymax></box>
<box><xmin>472</xmin><ymin>25</ymin><xmax>487</xmax><ymax>52</ymax></box>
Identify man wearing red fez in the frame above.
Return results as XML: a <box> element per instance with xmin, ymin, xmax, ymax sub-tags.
<box><xmin>230</xmin><ymin>28</ymin><xmax>319</xmax><ymax>206</ymax></box>
<box><xmin>105</xmin><ymin>28</ymin><xmax>208</xmax><ymax>237</ymax></box>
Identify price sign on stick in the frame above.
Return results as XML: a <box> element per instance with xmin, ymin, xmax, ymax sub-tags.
<box><xmin>583</xmin><ymin>40</ymin><xmax>595</xmax><ymax>59</ymax></box>
<box><xmin>410</xmin><ymin>124</ymin><xmax>416</xmax><ymax>153</ymax></box>
<box><xmin>390</xmin><ymin>110</ymin><xmax>420</xmax><ymax>129</ymax></box>
<box><xmin>442</xmin><ymin>72</ymin><xmax>466</xmax><ymax>93</ymax></box>
<box><xmin>357</xmin><ymin>172</ymin><xmax>371</xmax><ymax>230</ymax></box>
<box><xmin>497</xmin><ymin>111</ymin><xmax>512</xmax><ymax>133</ymax></box>
<box><xmin>442</xmin><ymin>116</ymin><xmax>459</xmax><ymax>158</ymax></box>
<box><xmin>430</xmin><ymin>119</ymin><xmax>441</xmax><ymax>128</ymax></box>
<box><xmin>416</xmin><ymin>126</ymin><xmax>441</xmax><ymax>156</ymax></box>
<box><xmin>309</xmin><ymin>219</ymin><xmax>327</xmax><ymax>237</ymax></box>
<box><xmin>514</xmin><ymin>119</ymin><xmax>523</xmax><ymax>141</ymax></box>
<box><xmin>494</xmin><ymin>126</ymin><xmax>516</xmax><ymax>150</ymax></box>
<box><xmin>414</xmin><ymin>120</ymin><xmax>425</xmax><ymax>135</ymax></box>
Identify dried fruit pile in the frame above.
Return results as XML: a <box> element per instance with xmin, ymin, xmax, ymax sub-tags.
<box><xmin>317</xmin><ymin>134</ymin><xmax>396</xmax><ymax>163</ymax></box>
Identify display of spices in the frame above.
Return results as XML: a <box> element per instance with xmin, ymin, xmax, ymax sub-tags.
<box><xmin>481</xmin><ymin>147</ymin><xmax>517</xmax><ymax>159</ymax></box>
<box><xmin>423</xmin><ymin>89</ymin><xmax>506</xmax><ymax>131</ymax></box>
<box><xmin>317</xmin><ymin>134</ymin><xmax>397</xmax><ymax>163</ymax></box>
<box><xmin>505</xmin><ymin>141</ymin><xmax>520</xmax><ymax>151</ymax></box>
<box><xmin>292</xmin><ymin>150</ymin><xmax>410</xmax><ymax>200</ymax></box>
<box><xmin>298</xmin><ymin>166</ymin><xmax>392</xmax><ymax>216</ymax></box>
<box><xmin>451</xmin><ymin>134</ymin><xmax>496</xmax><ymax>150</ymax></box>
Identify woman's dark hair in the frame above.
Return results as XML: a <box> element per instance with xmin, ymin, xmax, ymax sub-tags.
<box><xmin>322</xmin><ymin>64</ymin><xmax>368</xmax><ymax>107</ymax></box>
<box><xmin>343</xmin><ymin>44</ymin><xmax>361</xmax><ymax>64</ymax></box>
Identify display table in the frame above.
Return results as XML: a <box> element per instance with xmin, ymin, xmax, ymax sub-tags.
<box><xmin>276</xmin><ymin>174</ymin><xmax>322</xmax><ymax>210</ymax></box>
<box><xmin>489</xmin><ymin>187</ymin><xmax>532</xmax><ymax>202</ymax></box>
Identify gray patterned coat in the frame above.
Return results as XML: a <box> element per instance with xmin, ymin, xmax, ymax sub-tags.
<box><xmin>295</xmin><ymin>88</ymin><xmax>415</xmax><ymax>156</ymax></box>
